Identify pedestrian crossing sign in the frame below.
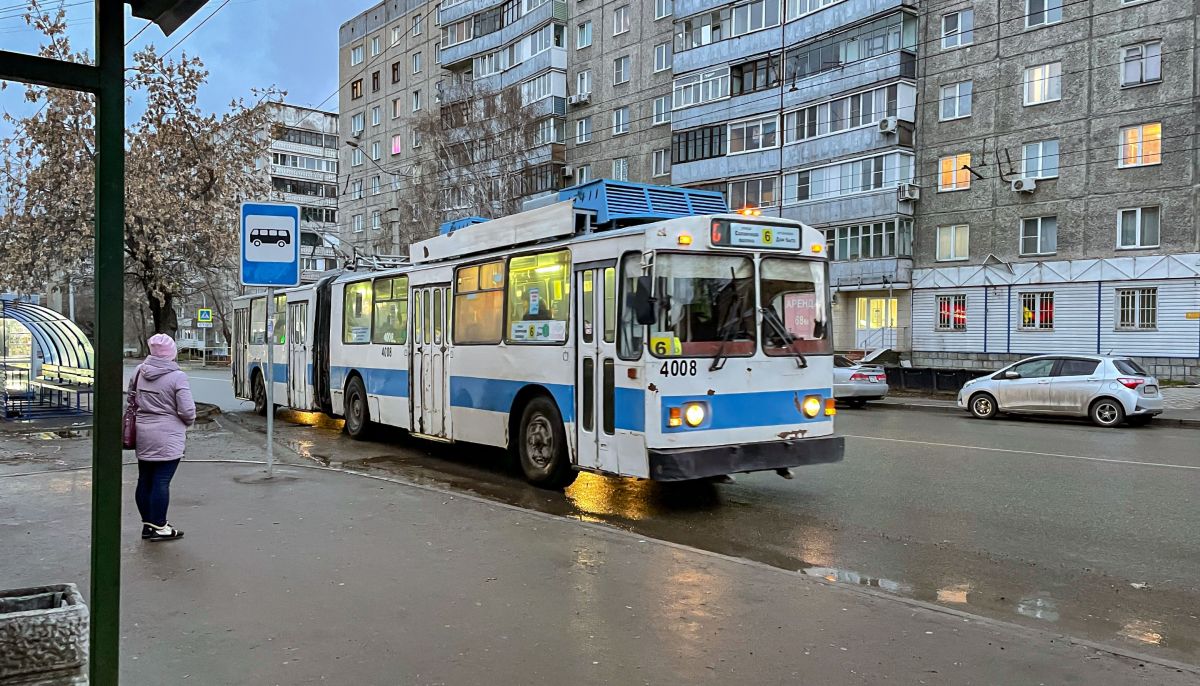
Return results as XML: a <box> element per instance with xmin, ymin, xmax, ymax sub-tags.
<box><xmin>197</xmin><ymin>308</ymin><xmax>213</xmax><ymax>323</ymax></box>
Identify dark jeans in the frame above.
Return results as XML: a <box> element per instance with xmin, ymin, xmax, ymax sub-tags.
<box><xmin>135</xmin><ymin>459</ymin><xmax>180</xmax><ymax>527</ymax></box>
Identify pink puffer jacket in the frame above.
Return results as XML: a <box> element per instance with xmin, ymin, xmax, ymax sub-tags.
<box><xmin>128</xmin><ymin>356</ymin><xmax>196</xmax><ymax>461</ymax></box>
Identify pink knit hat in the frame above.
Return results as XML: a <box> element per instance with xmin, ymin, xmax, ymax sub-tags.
<box><xmin>148</xmin><ymin>333</ymin><xmax>177</xmax><ymax>360</ymax></box>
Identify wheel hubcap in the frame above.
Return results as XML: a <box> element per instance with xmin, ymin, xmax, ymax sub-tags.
<box><xmin>1097</xmin><ymin>404</ymin><xmax>1118</xmax><ymax>423</ymax></box>
<box><xmin>525</xmin><ymin>415</ymin><xmax>553</xmax><ymax>469</ymax></box>
<box><xmin>974</xmin><ymin>398</ymin><xmax>992</xmax><ymax>415</ymax></box>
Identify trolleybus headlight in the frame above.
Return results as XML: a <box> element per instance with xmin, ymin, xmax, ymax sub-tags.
<box><xmin>683</xmin><ymin>403</ymin><xmax>706</xmax><ymax>427</ymax></box>
<box><xmin>801</xmin><ymin>395</ymin><xmax>822</xmax><ymax>418</ymax></box>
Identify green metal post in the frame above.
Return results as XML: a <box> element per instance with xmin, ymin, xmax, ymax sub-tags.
<box><xmin>90</xmin><ymin>1</ymin><xmax>125</xmax><ymax>683</ymax></box>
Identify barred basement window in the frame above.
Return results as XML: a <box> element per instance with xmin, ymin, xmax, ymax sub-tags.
<box><xmin>1117</xmin><ymin>288</ymin><xmax>1156</xmax><ymax>330</ymax></box>
<box><xmin>936</xmin><ymin>294</ymin><xmax>967</xmax><ymax>331</ymax></box>
<box><xmin>1019</xmin><ymin>291</ymin><xmax>1054</xmax><ymax>330</ymax></box>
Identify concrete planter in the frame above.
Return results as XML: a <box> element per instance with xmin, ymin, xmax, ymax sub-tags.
<box><xmin>0</xmin><ymin>585</ymin><xmax>88</xmax><ymax>685</ymax></box>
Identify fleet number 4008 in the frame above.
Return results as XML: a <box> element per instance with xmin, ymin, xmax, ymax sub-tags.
<box><xmin>659</xmin><ymin>360</ymin><xmax>697</xmax><ymax>377</ymax></box>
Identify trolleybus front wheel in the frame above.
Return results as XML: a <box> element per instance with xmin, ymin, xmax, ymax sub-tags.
<box><xmin>344</xmin><ymin>376</ymin><xmax>372</xmax><ymax>440</ymax></box>
<box><xmin>252</xmin><ymin>373</ymin><xmax>268</xmax><ymax>416</ymax></box>
<box><xmin>517</xmin><ymin>396</ymin><xmax>577</xmax><ymax>489</ymax></box>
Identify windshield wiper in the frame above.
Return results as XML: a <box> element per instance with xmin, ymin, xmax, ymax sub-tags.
<box><xmin>709</xmin><ymin>267</ymin><xmax>748</xmax><ymax>372</ymax></box>
<box><xmin>761</xmin><ymin>306</ymin><xmax>807</xmax><ymax>369</ymax></box>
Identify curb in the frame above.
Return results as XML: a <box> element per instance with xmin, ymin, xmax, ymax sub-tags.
<box><xmin>873</xmin><ymin>399</ymin><xmax>1200</xmax><ymax>429</ymax></box>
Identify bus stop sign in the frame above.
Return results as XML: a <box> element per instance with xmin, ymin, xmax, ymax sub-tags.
<box><xmin>240</xmin><ymin>202</ymin><xmax>300</xmax><ymax>287</ymax></box>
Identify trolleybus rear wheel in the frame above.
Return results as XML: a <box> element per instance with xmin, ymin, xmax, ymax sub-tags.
<box><xmin>345</xmin><ymin>376</ymin><xmax>371</xmax><ymax>440</ymax></box>
<box><xmin>517</xmin><ymin>396</ymin><xmax>576</xmax><ymax>489</ymax></box>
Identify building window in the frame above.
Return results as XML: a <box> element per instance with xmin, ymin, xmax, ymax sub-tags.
<box><xmin>1119</xmin><ymin>123</ymin><xmax>1161</xmax><ymax>167</ymax></box>
<box><xmin>671</xmin><ymin>124</ymin><xmax>727</xmax><ymax>164</ymax></box>
<box><xmin>732</xmin><ymin>0</ymin><xmax>781</xmax><ymax>37</ymax></box>
<box><xmin>1020</xmin><ymin>216</ymin><xmax>1057</xmax><ymax>255</ymax></box>
<box><xmin>371</xmin><ymin>211</ymin><xmax>382</xmax><ymax>231</ymax></box>
<box><xmin>613</xmin><ymin>5</ymin><xmax>630</xmax><ymax>35</ymax></box>
<box><xmin>577</xmin><ymin>69</ymin><xmax>592</xmax><ymax>94</ymax></box>
<box><xmin>577</xmin><ymin>20</ymin><xmax>592</xmax><ymax>48</ymax></box>
<box><xmin>653</xmin><ymin>96</ymin><xmax>671</xmax><ymax>125</ymax></box>
<box><xmin>371</xmin><ymin>71</ymin><xmax>380</xmax><ymax>92</ymax></box>
<box><xmin>1019</xmin><ymin>292</ymin><xmax>1054</xmax><ymax>330</ymax></box>
<box><xmin>353</xmin><ymin>214</ymin><xmax>364</xmax><ymax>233</ymax></box>
<box><xmin>672</xmin><ymin>67</ymin><xmax>730</xmax><ymax>109</ymax></box>
<box><xmin>1022</xmin><ymin>140</ymin><xmax>1059</xmax><ymax>178</ymax></box>
<box><xmin>653</xmin><ymin>149</ymin><xmax>670</xmax><ymax>177</ymax></box>
<box><xmin>576</xmin><ymin>116</ymin><xmax>592</xmax><ymax>143</ymax></box>
<box><xmin>1026</xmin><ymin>0</ymin><xmax>1062</xmax><ymax>28</ymax></box>
<box><xmin>350</xmin><ymin>79</ymin><xmax>363</xmax><ymax>99</ymax></box>
<box><xmin>577</xmin><ymin>164</ymin><xmax>592</xmax><ymax>183</ymax></box>
<box><xmin>442</xmin><ymin>18</ymin><xmax>472</xmax><ymax>47</ymax></box>
<box><xmin>1121</xmin><ymin>41</ymin><xmax>1161</xmax><ymax>87</ymax></box>
<box><xmin>612</xmin><ymin>107</ymin><xmax>629</xmax><ymax>135</ymax></box>
<box><xmin>729</xmin><ymin>176</ymin><xmax>777</xmax><ymax>209</ymax></box>
<box><xmin>391</xmin><ymin>134</ymin><xmax>403</xmax><ymax>155</ymax></box>
<box><xmin>1117</xmin><ymin>288</ymin><xmax>1157</xmax><ymax>330</ymax></box>
<box><xmin>938</xmin><ymin>153</ymin><xmax>971</xmax><ymax>191</ymax></box>
<box><xmin>788</xmin><ymin>0</ymin><xmax>842</xmax><ymax>20</ymax></box>
<box><xmin>350</xmin><ymin>45</ymin><xmax>364</xmax><ymax>66</ymax></box>
<box><xmin>1023</xmin><ymin>62</ymin><xmax>1062</xmax><ymax>105</ymax></box>
<box><xmin>941</xmin><ymin>10</ymin><xmax>972</xmax><ymax>49</ymax></box>
<box><xmin>392</xmin><ymin>98</ymin><xmax>402</xmax><ymax>118</ymax></box>
<box><xmin>654</xmin><ymin>43</ymin><xmax>672</xmax><ymax>72</ymax></box>
<box><xmin>728</xmin><ymin>116</ymin><xmax>778</xmax><ymax>154</ymax></box>
<box><xmin>783</xmin><ymin>151</ymin><xmax>912</xmax><ymax>203</ymax></box>
<box><xmin>822</xmin><ymin>219</ymin><xmax>913</xmax><ymax>260</ymax></box>
<box><xmin>371</xmin><ymin>106</ymin><xmax>381</xmax><ymax>126</ymax></box>
<box><xmin>391</xmin><ymin>25</ymin><xmax>403</xmax><ymax>46</ymax></box>
<box><xmin>936</xmin><ymin>294</ymin><xmax>967</xmax><ymax>331</ymax></box>
<box><xmin>371</xmin><ymin>176</ymin><xmax>381</xmax><ymax>195</ymax></box>
<box><xmin>370</xmin><ymin>142</ymin><xmax>381</xmax><ymax>160</ymax></box>
<box><xmin>412</xmin><ymin>130</ymin><xmax>421</xmax><ymax>148</ymax></box>
<box><xmin>655</xmin><ymin>0</ymin><xmax>673</xmax><ymax>19</ymax></box>
<box><xmin>370</xmin><ymin>36</ymin><xmax>381</xmax><ymax>56</ymax></box>
<box><xmin>351</xmin><ymin>179</ymin><xmax>364</xmax><ymax>199</ymax></box>
<box><xmin>391</xmin><ymin>61</ymin><xmax>401</xmax><ymax>83</ymax></box>
<box><xmin>1117</xmin><ymin>206</ymin><xmax>1160</xmax><ymax>249</ymax></box>
<box><xmin>612</xmin><ymin>158</ymin><xmax>629</xmax><ymax>181</ymax></box>
<box><xmin>351</xmin><ymin>112</ymin><xmax>365</xmax><ymax>134</ymax></box>
<box><xmin>351</xmin><ymin>148</ymin><xmax>364</xmax><ymax>168</ymax></box>
<box><xmin>412</xmin><ymin>90</ymin><xmax>422</xmax><ymax>111</ymax></box>
<box><xmin>613</xmin><ymin>55</ymin><xmax>630</xmax><ymax>84</ymax></box>
<box><xmin>412</xmin><ymin>13</ymin><xmax>422</xmax><ymax>35</ymax></box>
<box><xmin>939</xmin><ymin>81</ymin><xmax>972</xmax><ymax>120</ymax></box>
<box><xmin>412</xmin><ymin>52</ymin><xmax>422</xmax><ymax>73</ymax></box>
<box><xmin>936</xmin><ymin>224</ymin><xmax>969</xmax><ymax>261</ymax></box>
<box><xmin>731</xmin><ymin>55</ymin><xmax>780</xmax><ymax>96</ymax></box>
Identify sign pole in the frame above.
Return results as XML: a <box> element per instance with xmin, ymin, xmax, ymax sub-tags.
<box><xmin>265</xmin><ymin>287</ymin><xmax>275</xmax><ymax>478</ymax></box>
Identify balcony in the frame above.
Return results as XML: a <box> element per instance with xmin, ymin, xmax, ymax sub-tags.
<box><xmin>439</xmin><ymin>0</ymin><xmax>566</xmax><ymax>67</ymax></box>
<box><xmin>472</xmin><ymin>46</ymin><xmax>567</xmax><ymax>92</ymax></box>
<box><xmin>674</xmin><ymin>25</ymin><xmax>783</xmax><ymax>76</ymax></box>
<box><xmin>786</xmin><ymin>0</ymin><xmax>915</xmax><ymax>47</ymax></box>
<box><xmin>780</xmin><ymin>187</ymin><xmax>910</xmax><ymax>226</ymax></box>
<box><xmin>829</xmin><ymin>256</ymin><xmax>913</xmax><ymax>290</ymax></box>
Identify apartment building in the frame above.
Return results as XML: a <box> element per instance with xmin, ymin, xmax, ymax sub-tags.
<box><xmin>667</xmin><ymin>0</ymin><xmax>919</xmax><ymax>354</ymax></box>
<box><xmin>262</xmin><ymin>102</ymin><xmax>343</xmax><ymax>282</ymax></box>
<box><xmin>911</xmin><ymin>0</ymin><xmax>1200</xmax><ymax>380</ymax></box>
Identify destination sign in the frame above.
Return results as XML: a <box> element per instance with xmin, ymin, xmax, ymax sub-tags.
<box><xmin>711</xmin><ymin>220</ymin><xmax>801</xmax><ymax>250</ymax></box>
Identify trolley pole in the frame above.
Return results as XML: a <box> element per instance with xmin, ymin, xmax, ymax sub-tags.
<box><xmin>265</xmin><ymin>287</ymin><xmax>275</xmax><ymax>478</ymax></box>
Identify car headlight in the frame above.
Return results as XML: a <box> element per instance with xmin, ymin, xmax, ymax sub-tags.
<box><xmin>684</xmin><ymin>402</ymin><xmax>706</xmax><ymax>427</ymax></box>
<box><xmin>802</xmin><ymin>395</ymin><xmax>822</xmax><ymax>418</ymax></box>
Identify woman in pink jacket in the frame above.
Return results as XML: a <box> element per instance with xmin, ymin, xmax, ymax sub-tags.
<box><xmin>128</xmin><ymin>334</ymin><xmax>195</xmax><ymax>541</ymax></box>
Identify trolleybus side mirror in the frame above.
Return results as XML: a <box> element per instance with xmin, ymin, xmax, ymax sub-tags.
<box><xmin>632</xmin><ymin>276</ymin><xmax>657</xmax><ymax>325</ymax></box>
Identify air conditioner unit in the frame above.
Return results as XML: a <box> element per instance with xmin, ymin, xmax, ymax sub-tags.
<box><xmin>568</xmin><ymin>92</ymin><xmax>591</xmax><ymax>105</ymax></box>
<box><xmin>878</xmin><ymin>116</ymin><xmax>899</xmax><ymax>134</ymax></box>
<box><xmin>897</xmin><ymin>183</ymin><xmax>920</xmax><ymax>202</ymax></box>
<box><xmin>562</xmin><ymin>165</ymin><xmax>575</xmax><ymax>178</ymax></box>
<box><xmin>1011</xmin><ymin>177</ymin><xmax>1037</xmax><ymax>193</ymax></box>
<box><xmin>352</xmin><ymin>129</ymin><xmax>362</xmax><ymax>139</ymax></box>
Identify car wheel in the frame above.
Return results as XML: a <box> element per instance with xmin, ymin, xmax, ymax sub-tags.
<box><xmin>1089</xmin><ymin>397</ymin><xmax>1126</xmax><ymax>428</ymax></box>
<box><xmin>1127</xmin><ymin>415</ymin><xmax>1153</xmax><ymax>427</ymax></box>
<box><xmin>517</xmin><ymin>396</ymin><xmax>577</xmax><ymax>489</ymax></box>
<box><xmin>344</xmin><ymin>376</ymin><xmax>371</xmax><ymax>440</ymax></box>
<box><xmin>252</xmin><ymin>239</ymin><xmax>262</xmax><ymax>247</ymax></box>
<box><xmin>277</xmin><ymin>240</ymin><xmax>287</xmax><ymax>247</ymax></box>
<box><xmin>969</xmin><ymin>392</ymin><xmax>998</xmax><ymax>420</ymax></box>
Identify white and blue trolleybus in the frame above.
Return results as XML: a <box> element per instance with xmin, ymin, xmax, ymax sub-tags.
<box><xmin>233</xmin><ymin>180</ymin><xmax>844</xmax><ymax>488</ymax></box>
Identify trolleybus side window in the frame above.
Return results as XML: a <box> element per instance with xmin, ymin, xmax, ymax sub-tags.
<box><xmin>650</xmin><ymin>253</ymin><xmax>755</xmax><ymax>358</ymax></box>
<box><xmin>454</xmin><ymin>260</ymin><xmax>505</xmax><ymax>344</ymax></box>
<box><xmin>603</xmin><ymin>267</ymin><xmax>616</xmax><ymax>343</ymax></box>
<box><xmin>343</xmin><ymin>281</ymin><xmax>373</xmax><ymax>344</ymax></box>
<box><xmin>273</xmin><ymin>294</ymin><xmax>287</xmax><ymax>345</ymax></box>
<box><xmin>760</xmin><ymin>258</ymin><xmax>832</xmax><ymax>355</ymax></box>
<box><xmin>617</xmin><ymin>253</ymin><xmax>644</xmax><ymax>360</ymax></box>
<box><xmin>582</xmin><ymin>271</ymin><xmax>595</xmax><ymax>344</ymax></box>
<box><xmin>372</xmin><ymin>276</ymin><xmax>408</xmax><ymax>344</ymax></box>
<box><xmin>413</xmin><ymin>290</ymin><xmax>423</xmax><ymax>343</ymax></box>
<box><xmin>505</xmin><ymin>249</ymin><xmax>571</xmax><ymax>344</ymax></box>
<box><xmin>433</xmin><ymin>289</ymin><xmax>443</xmax><ymax>344</ymax></box>
<box><xmin>250</xmin><ymin>297</ymin><xmax>266</xmax><ymax>344</ymax></box>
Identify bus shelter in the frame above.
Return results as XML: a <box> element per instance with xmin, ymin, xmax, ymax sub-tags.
<box><xmin>1</xmin><ymin>299</ymin><xmax>95</xmax><ymax>418</ymax></box>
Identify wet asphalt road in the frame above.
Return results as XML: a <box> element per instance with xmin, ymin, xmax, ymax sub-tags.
<box><xmin>238</xmin><ymin>404</ymin><xmax>1200</xmax><ymax>666</ymax></box>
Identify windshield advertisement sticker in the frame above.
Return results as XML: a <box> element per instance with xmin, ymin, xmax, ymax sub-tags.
<box><xmin>784</xmin><ymin>292</ymin><xmax>819</xmax><ymax>340</ymax></box>
<box><xmin>510</xmin><ymin>320</ymin><xmax>566</xmax><ymax>342</ymax></box>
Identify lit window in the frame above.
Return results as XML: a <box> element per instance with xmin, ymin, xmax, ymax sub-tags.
<box><xmin>1119</xmin><ymin>123</ymin><xmax>1161</xmax><ymax>167</ymax></box>
<box><xmin>936</xmin><ymin>294</ymin><xmax>967</xmax><ymax>331</ymax></box>
<box><xmin>454</xmin><ymin>261</ymin><xmax>506</xmax><ymax>344</ymax></box>
<box><xmin>1019</xmin><ymin>292</ymin><xmax>1054</xmax><ymax>330</ymax></box>
<box><xmin>350</xmin><ymin>79</ymin><xmax>363</xmax><ymax>99</ymax></box>
<box><xmin>373</xmin><ymin>277</ymin><xmax>409</xmax><ymax>344</ymax></box>
<box><xmin>391</xmin><ymin>134</ymin><xmax>403</xmax><ymax>156</ymax></box>
<box><xmin>936</xmin><ymin>225</ymin><xmax>969</xmax><ymax>261</ymax></box>
<box><xmin>505</xmin><ymin>250</ymin><xmax>571</xmax><ymax>344</ymax></box>
<box><xmin>938</xmin><ymin>153</ymin><xmax>971</xmax><ymax>191</ymax></box>
<box><xmin>343</xmin><ymin>281</ymin><xmax>372</xmax><ymax>341</ymax></box>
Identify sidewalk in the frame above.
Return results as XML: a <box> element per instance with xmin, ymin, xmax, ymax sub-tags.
<box><xmin>876</xmin><ymin>387</ymin><xmax>1200</xmax><ymax>429</ymax></box>
<box><xmin>2</xmin><ymin>431</ymin><xmax>1197</xmax><ymax>684</ymax></box>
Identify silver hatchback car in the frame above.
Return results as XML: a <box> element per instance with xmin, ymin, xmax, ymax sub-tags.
<box><xmin>957</xmin><ymin>355</ymin><xmax>1164</xmax><ymax>427</ymax></box>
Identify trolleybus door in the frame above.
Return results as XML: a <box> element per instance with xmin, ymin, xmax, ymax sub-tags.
<box><xmin>575</xmin><ymin>267</ymin><xmax>619</xmax><ymax>473</ymax></box>
<box><xmin>411</xmin><ymin>285</ymin><xmax>451</xmax><ymax>439</ymax></box>
<box><xmin>233</xmin><ymin>308</ymin><xmax>247</xmax><ymax>398</ymax></box>
<box><xmin>287</xmin><ymin>301</ymin><xmax>309</xmax><ymax>409</ymax></box>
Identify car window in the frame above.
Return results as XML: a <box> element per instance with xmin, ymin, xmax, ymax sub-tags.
<box><xmin>1113</xmin><ymin>359</ymin><xmax>1147</xmax><ymax>376</ymax></box>
<box><xmin>1054</xmin><ymin>359</ymin><xmax>1099</xmax><ymax>377</ymax></box>
<box><xmin>1011</xmin><ymin>359</ymin><xmax>1055</xmax><ymax>378</ymax></box>
<box><xmin>834</xmin><ymin>355</ymin><xmax>856</xmax><ymax>368</ymax></box>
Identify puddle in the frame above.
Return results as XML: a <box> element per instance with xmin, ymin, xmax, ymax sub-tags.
<box><xmin>803</xmin><ymin>566</ymin><xmax>910</xmax><ymax>595</ymax></box>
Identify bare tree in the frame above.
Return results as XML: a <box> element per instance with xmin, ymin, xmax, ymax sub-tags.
<box><xmin>0</xmin><ymin>2</ymin><xmax>279</xmax><ymax>337</ymax></box>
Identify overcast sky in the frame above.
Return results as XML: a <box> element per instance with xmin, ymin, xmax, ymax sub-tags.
<box><xmin>0</xmin><ymin>0</ymin><xmax>378</xmax><ymax>132</ymax></box>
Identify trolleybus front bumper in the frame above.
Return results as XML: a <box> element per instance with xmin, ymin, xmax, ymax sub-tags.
<box><xmin>647</xmin><ymin>435</ymin><xmax>845</xmax><ymax>481</ymax></box>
